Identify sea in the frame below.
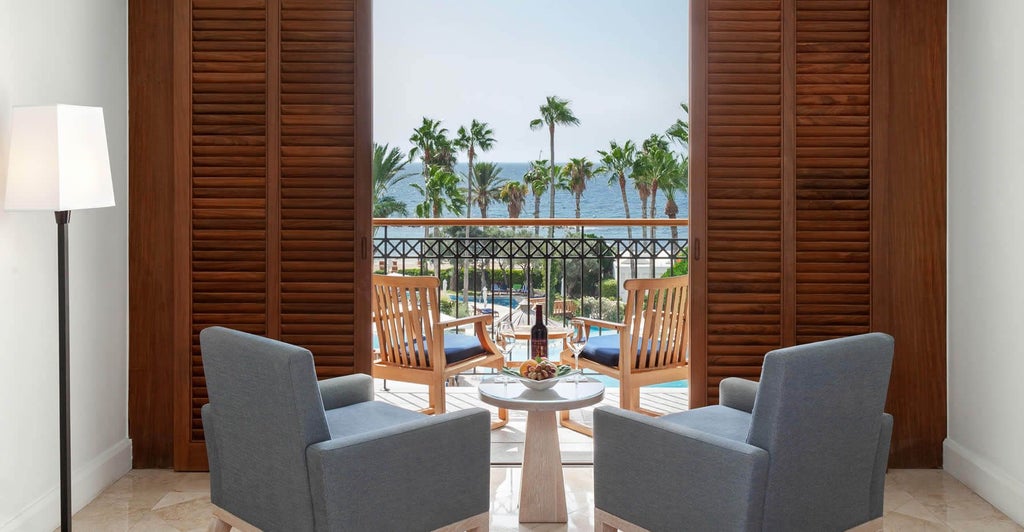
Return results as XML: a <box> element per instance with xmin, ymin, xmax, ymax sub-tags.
<box><xmin>378</xmin><ymin>162</ymin><xmax>690</xmax><ymax>241</ymax></box>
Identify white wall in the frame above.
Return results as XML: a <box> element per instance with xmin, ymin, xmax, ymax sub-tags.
<box><xmin>0</xmin><ymin>1</ymin><xmax>130</xmax><ymax>530</ymax></box>
<box><xmin>946</xmin><ymin>0</ymin><xmax>1024</xmax><ymax>525</ymax></box>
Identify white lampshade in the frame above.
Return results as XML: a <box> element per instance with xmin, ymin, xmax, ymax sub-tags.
<box><xmin>4</xmin><ymin>104</ymin><xmax>115</xmax><ymax>211</ymax></box>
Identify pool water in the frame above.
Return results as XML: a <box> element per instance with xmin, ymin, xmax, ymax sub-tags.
<box><xmin>449</xmin><ymin>294</ymin><xmax>524</xmax><ymax>309</ymax></box>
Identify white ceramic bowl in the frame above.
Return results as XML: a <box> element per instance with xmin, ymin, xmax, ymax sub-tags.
<box><xmin>499</xmin><ymin>369</ymin><xmax>581</xmax><ymax>390</ymax></box>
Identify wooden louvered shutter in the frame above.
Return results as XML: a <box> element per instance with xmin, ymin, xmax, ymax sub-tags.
<box><xmin>690</xmin><ymin>0</ymin><xmax>872</xmax><ymax>404</ymax></box>
<box><xmin>691</xmin><ymin>0</ymin><xmax>786</xmax><ymax>404</ymax></box>
<box><xmin>793</xmin><ymin>2</ymin><xmax>871</xmax><ymax>343</ymax></box>
<box><xmin>185</xmin><ymin>1</ymin><xmax>271</xmax><ymax>468</ymax></box>
<box><xmin>278</xmin><ymin>1</ymin><xmax>360</xmax><ymax>376</ymax></box>
<box><xmin>174</xmin><ymin>0</ymin><xmax>370</xmax><ymax>470</ymax></box>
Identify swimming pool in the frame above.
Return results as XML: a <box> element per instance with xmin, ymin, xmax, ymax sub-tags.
<box><xmin>449</xmin><ymin>294</ymin><xmax>524</xmax><ymax>309</ymax></box>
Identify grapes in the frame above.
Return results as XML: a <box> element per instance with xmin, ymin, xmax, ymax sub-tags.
<box><xmin>526</xmin><ymin>360</ymin><xmax>558</xmax><ymax>380</ymax></box>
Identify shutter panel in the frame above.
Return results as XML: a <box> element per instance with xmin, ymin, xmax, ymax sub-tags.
<box><xmin>703</xmin><ymin>0</ymin><xmax>784</xmax><ymax>403</ymax></box>
<box><xmin>279</xmin><ymin>0</ymin><xmax>359</xmax><ymax>377</ymax></box>
<box><xmin>175</xmin><ymin>0</ymin><xmax>369</xmax><ymax>470</ymax></box>
<box><xmin>694</xmin><ymin>0</ymin><xmax>872</xmax><ymax>403</ymax></box>
<box><xmin>794</xmin><ymin>0</ymin><xmax>871</xmax><ymax>342</ymax></box>
<box><xmin>189</xmin><ymin>0</ymin><xmax>269</xmax><ymax>444</ymax></box>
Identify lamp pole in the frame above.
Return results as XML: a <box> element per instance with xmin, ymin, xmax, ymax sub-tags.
<box><xmin>56</xmin><ymin>210</ymin><xmax>72</xmax><ymax>531</ymax></box>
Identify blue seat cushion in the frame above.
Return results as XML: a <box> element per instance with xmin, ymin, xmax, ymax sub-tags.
<box><xmin>324</xmin><ymin>401</ymin><xmax>425</xmax><ymax>439</ymax></box>
<box><xmin>658</xmin><ymin>405</ymin><xmax>753</xmax><ymax>443</ymax></box>
<box><xmin>580</xmin><ymin>334</ymin><xmax>622</xmax><ymax>367</ymax></box>
<box><xmin>440</xmin><ymin>334</ymin><xmax>486</xmax><ymax>364</ymax></box>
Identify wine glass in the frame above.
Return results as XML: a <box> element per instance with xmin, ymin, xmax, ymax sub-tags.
<box><xmin>494</xmin><ymin>321</ymin><xmax>517</xmax><ymax>383</ymax></box>
<box><xmin>568</xmin><ymin>319</ymin><xmax>588</xmax><ymax>382</ymax></box>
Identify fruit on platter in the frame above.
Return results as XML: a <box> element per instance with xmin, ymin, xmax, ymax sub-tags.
<box><xmin>523</xmin><ymin>359</ymin><xmax>558</xmax><ymax>380</ymax></box>
<box><xmin>505</xmin><ymin>358</ymin><xmax>574</xmax><ymax>381</ymax></box>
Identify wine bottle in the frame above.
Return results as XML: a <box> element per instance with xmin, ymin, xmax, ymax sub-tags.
<box><xmin>530</xmin><ymin>304</ymin><xmax>548</xmax><ymax>358</ymax></box>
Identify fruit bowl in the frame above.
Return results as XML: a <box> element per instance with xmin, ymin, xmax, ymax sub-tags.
<box><xmin>500</xmin><ymin>364</ymin><xmax>579</xmax><ymax>390</ymax></box>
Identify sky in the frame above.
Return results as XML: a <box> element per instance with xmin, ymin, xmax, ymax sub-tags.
<box><xmin>373</xmin><ymin>0</ymin><xmax>690</xmax><ymax>163</ymax></box>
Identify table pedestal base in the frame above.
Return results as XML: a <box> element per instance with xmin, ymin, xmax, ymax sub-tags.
<box><xmin>519</xmin><ymin>410</ymin><xmax>567</xmax><ymax>523</ymax></box>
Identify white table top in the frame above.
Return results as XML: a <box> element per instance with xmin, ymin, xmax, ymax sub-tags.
<box><xmin>478</xmin><ymin>377</ymin><xmax>605</xmax><ymax>411</ymax></box>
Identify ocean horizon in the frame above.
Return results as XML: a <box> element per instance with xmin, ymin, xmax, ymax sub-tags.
<box><xmin>378</xmin><ymin>162</ymin><xmax>690</xmax><ymax>241</ymax></box>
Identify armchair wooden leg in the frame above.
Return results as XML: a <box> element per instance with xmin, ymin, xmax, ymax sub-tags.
<box><xmin>209</xmin><ymin>505</ymin><xmax>259</xmax><ymax>532</ymax></box>
<box><xmin>207</xmin><ymin>517</ymin><xmax>230</xmax><ymax>532</ymax></box>
<box><xmin>595</xmin><ymin>508</ymin><xmax>650</xmax><ymax>532</ymax></box>
<box><xmin>559</xmin><ymin>409</ymin><xmax>593</xmax><ymax>436</ymax></box>
<box><xmin>490</xmin><ymin>406</ymin><xmax>509</xmax><ymax>430</ymax></box>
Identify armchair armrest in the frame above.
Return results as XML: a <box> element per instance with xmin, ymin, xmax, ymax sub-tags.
<box><xmin>437</xmin><ymin>313</ymin><xmax>493</xmax><ymax>330</ymax></box>
<box><xmin>318</xmin><ymin>373</ymin><xmax>373</xmax><ymax>411</ymax></box>
<box><xmin>306</xmin><ymin>408</ymin><xmax>490</xmax><ymax>531</ymax></box>
<box><xmin>594</xmin><ymin>406</ymin><xmax>769</xmax><ymax>532</ymax></box>
<box><xmin>574</xmin><ymin>317</ymin><xmax>626</xmax><ymax>334</ymax></box>
<box><xmin>720</xmin><ymin>377</ymin><xmax>759</xmax><ymax>414</ymax></box>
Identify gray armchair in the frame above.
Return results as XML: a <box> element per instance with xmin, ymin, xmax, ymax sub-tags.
<box><xmin>200</xmin><ymin>326</ymin><xmax>491</xmax><ymax>532</ymax></box>
<box><xmin>594</xmin><ymin>333</ymin><xmax>894</xmax><ymax>532</ymax></box>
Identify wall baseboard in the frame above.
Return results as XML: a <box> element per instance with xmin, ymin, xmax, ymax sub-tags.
<box><xmin>0</xmin><ymin>438</ymin><xmax>132</xmax><ymax>532</ymax></box>
<box><xmin>944</xmin><ymin>438</ymin><xmax>1024</xmax><ymax>526</ymax></box>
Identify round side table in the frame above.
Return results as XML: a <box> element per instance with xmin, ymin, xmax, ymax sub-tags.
<box><xmin>478</xmin><ymin>378</ymin><xmax>605</xmax><ymax>523</ymax></box>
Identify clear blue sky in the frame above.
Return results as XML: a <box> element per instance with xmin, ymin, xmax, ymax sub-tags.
<box><xmin>373</xmin><ymin>0</ymin><xmax>690</xmax><ymax>163</ymax></box>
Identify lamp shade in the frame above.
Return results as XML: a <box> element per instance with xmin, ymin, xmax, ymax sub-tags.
<box><xmin>4</xmin><ymin>104</ymin><xmax>115</xmax><ymax>211</ymax></box>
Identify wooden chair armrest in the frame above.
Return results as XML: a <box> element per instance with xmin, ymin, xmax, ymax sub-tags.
<box><xmin>575</xmin><ymin>317</ymin><xmax>626</xmax><ymax>332</ymax></box>
<box><xmin>437</xmin><ymin>313</ymin><xmax>494</xmax><ymax>330</ymax></box>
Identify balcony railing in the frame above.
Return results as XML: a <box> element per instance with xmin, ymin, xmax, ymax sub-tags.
<box><xmin>373</xmin><ymin>218</ymin><xmax>688</xmax><ymax>329</ymax></box>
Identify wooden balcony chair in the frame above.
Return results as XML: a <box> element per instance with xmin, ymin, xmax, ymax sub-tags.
<box><xmin>552</xmin><ymin>299</ymin><xmax>578</xmax><ymax>318</ymax></box>
<box><xmin>559</xmin><ymin>275</ymin><xmax>689</xmax><ymax>435</ymax></box>
<box><xmin>371</xmin><ymin>274</ymin><xmax>508</xmax><ymax>429</ymax></box>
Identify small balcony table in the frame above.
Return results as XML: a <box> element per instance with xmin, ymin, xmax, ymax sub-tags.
<box><xmin>478</xmin><ymin>378</ymin><xmax>605</xmax><ymax>523</ymax></box>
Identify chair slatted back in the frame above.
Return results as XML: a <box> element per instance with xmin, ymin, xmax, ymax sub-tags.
<box><xmin>372</xmin><ymin>275</ymin><xmax>442</xmax><ymax>369</ymax></box>
<box><xmin>621</xmin><ymin>276</ymin><xmax>689</xmax><ymax>371</ymax></box>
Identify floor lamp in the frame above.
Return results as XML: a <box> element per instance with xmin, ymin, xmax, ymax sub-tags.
<box><xmin>3</xmin><ymin>105</ymin><xmax>115</xmax><ymax>531</ymax></box>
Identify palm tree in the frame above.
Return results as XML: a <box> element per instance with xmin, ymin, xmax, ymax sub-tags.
<box><xmin>562</xmin><ymin>157</ymin><xmax>594</xmax><ymax>218</ymax></box>
<box><xmin>663</xmin><ymin>157</ymin><xmax>689</xmax><ymax>249</ymax></box>
<box><xmin>635</xmin><ymin>145</ymin><xmax>681</xmax><ymax>239</ymax></box>
<box><xmin>666</xmin><ymin>103</ymin><xmax>690</xmax><ymax>152</ymax></box>
<box><xmin>523</xmin><ymin>160</ymin><xmax>549</xmax><ymax>235</ymax></box>
<box><xmin>454</xmin><ymin>120</ymin><xmax>496</xmax><ymax>217</ymax></box>
<box><xmin>597</xmin><ymin>140</ymin><xmax>637</xmax><ymax>238</ymax></box>
<box><xmin>372</xmin><ymin>143</ymin><xmax>414</xmax><ymax>220</ymax></box>
<box><xmin>530</xmin><ymin>95</ymin><xmax>580</xmax><ymax>235</ymax></box>
<box><xmin>469</xmin><ymin>162</ymin><xmax>507</xmax><ymax>218</ymax></box>
<box><xmin>411</xmin><ymin>166</ymin><xmax>465</xmax><ymax>236</ymax></box>
<box><xmin>633</xmin><ymin>134</ymin><xmax>672</xmax><ymax>238</ymax></box>
<box><xmin>499</xmin><ymin>181</ymin><xmax>528</xmax><ymax>218</ymax></box>
<box><xmin>665</xmin><ymin>103</ymin><xmax>690</xmax><ymax>245</ymax></box>
<box><xmin>409</xmin><ymin>117</ymin><xmax>447</xmax><ymax>177</ymax></box>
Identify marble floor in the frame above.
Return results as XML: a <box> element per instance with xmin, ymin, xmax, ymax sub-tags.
<box><xmin>68</xmin><ymin>468</ymin><xmax>1021</xmax><ymax>531</ymax></box>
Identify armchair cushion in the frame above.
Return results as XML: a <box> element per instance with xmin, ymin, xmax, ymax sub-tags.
<box><xmin>440</xmin><ymin>333</ymin><xmax>486</xmax><ymax>364</ymax></box>
<box><xmin>324</xmin><ymin>401</ymin><xmax>425</xmax><ymax>439</ymax></box>
<box><xmin>660</xmin><ymin>405</ymin><xmax>752</xmax><ymax>443</ymax></box>
<box><xmin>580</xmin><ymin>334</ymin><xmax>621</xmax><ymax>366</ymax></box>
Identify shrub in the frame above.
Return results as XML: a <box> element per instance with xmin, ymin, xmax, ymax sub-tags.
<box><xmin>580</xmin><ymin>296</ymin><xmax>625</xmax><ymax>323</ymax></box>
<box><xmin>662</xmin><ymin>259</ymin><xmax>688</xmax><ymax>278</ymax></box>
<box><xmin>600</xmin><ymin>279</ymin><xmax>619</xmax><ymax>298</ymax></box>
